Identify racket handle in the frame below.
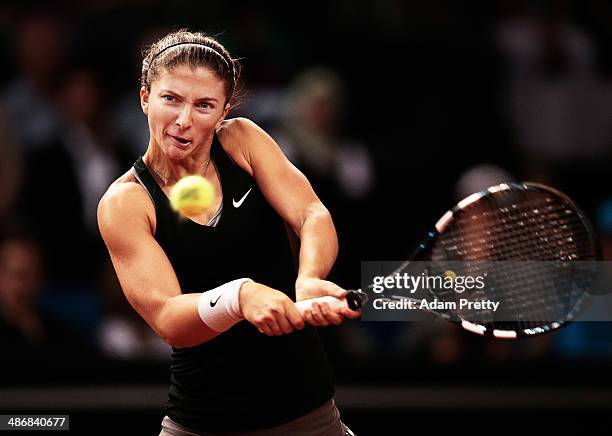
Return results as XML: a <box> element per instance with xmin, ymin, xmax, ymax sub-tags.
<box><xmin>294</xmin><ymin>290</ymin><xmax>365</xmax><ymax>316</ymax></box>
<box><xmin>295</xmin><ymin>296</ymin><xmax>348</xmax><ymax>315</ymax></box>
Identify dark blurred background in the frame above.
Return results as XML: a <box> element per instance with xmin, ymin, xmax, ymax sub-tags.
<box><xmin>1</xmin><ymin>0</ymin><xmax>612</xmax><ymax>434</ymax></box>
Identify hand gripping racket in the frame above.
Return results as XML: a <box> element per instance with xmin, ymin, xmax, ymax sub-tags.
<box><xmin>296</xmin><ymin>182</ymin><xmax>599</xmax><ymax>339</ymax></box>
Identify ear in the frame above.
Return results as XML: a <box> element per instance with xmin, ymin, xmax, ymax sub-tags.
<box><xmin>215</xmin><ymin>103</ymin><xmax>231</xmax><ymax>129</ymax></box>
<box><xmin>140</xmin><ymin>86</ymin><xmax>150</xmax><ymax>116</ymax></box>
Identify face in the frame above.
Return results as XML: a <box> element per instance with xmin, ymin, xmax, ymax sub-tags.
<box><xmin>140</xmin><ymin>64</ymin><xmax>230</xmax><ymax>160</ymax></box>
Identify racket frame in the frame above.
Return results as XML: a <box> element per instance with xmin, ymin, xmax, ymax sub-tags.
<box><xmin>351</xmin><ymin>182</ymin><xmax>599</xmax><ymax>339</ymax></box>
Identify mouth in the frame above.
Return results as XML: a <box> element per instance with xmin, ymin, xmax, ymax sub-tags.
<box><xmin>169</xmin><ymin>134</ymin><xmax>193</xmax><ymax>149</ymax></box>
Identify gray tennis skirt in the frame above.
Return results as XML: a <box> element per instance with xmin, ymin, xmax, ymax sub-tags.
<box><xmin>159</xmin><ymin>399</ymin><xmax>355</xmax><ymax>436</ymax></box>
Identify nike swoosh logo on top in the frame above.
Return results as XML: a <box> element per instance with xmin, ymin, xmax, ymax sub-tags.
<box><xmin>210</xmin><ymin>295</ymin><xmax>222</xmax><ymax>307</ymax></box>
<box><xmin>233</xmin><ymin>188</ymin><xmax>253</xmax><ymax>208</ymax></box>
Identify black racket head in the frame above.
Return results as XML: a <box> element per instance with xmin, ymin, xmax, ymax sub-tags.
<box><xmin>423</xmin><ymin>182</ymin><xmax>599</xmax><ymax>339</ymax></box>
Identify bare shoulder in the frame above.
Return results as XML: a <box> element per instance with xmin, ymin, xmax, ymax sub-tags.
<box><xmin>98</xmin><ymin>169</ymin><xmax>155</xmax><ymax>242</ymax></box>
<box><xmin>99</xmin><ymin>169</ymin><xmax>147</xmax><ymax>211</ymax></box>
<box><xmin>217</xmin><ymin>117</ymin><xmax>261</xmax><ymax>141</ymax></box>
<box><xmin>216</xmin><ymin>117</ymin><xmax>271</xmax><ymax>176</ymax></box>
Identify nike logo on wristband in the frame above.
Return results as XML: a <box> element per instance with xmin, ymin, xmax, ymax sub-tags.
<box><xmin>233</xmin><ymin>188</ymin><xmax>252</xmax><ymax>208</ymax></box>
<box><xmin>210</xmin><ymin>295</ymin><xmax>222</xmax><ymax>307</ymax></box>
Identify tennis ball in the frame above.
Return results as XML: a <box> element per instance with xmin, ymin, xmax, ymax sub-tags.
<box><xmin>169</xmin><ymin>175</ymin><xmax>214</xmax><ymax>216</ymax></box>
<box><xmin>443</xmin><ymin>270</ymin><xmax>457</xmax><ymax>282</ymax></box>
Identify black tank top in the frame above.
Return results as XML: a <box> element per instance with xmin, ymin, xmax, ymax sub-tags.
<box><xmin>132</xmin><ymin>134</ymin><xmax>334</xmax><ymax>433</ymax></box>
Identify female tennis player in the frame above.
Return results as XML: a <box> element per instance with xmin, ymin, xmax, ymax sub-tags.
<box><xmin>97</xmin><ymin>30</ymin><xmax>358</xmax><ymax>435</ymax></box>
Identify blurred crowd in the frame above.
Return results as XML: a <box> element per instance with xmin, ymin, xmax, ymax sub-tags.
<box><xmin>1</xmin><ymin>0</ymin><xmax>612</xmax><ymax>383</ymax></box>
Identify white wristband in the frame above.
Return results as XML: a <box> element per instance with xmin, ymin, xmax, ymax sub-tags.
<box><xmin>197</xmin><ymin>278</ymin><xmax>253</xmax><ymax>332</ymax></box>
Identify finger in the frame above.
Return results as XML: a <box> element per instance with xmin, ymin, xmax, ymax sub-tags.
<box><xmin>256</xmin><ymin>322</ymin><xmax>273</xmax><ymax>336</ymax></box>
<box><xmin>276</xmin><ymin>313</ymin><xmax>295</xmax><ymax>335</ymax></box>
<box><xmin>320</xmin><ymin>302</ymin><xmax>343</xmax><ymax>325</ymax></box>
<box><xmin>324</xmin><ymin>282</ymin><xmax>348</xmax><ymax>299</ymax></box>
<box><xmin>302</xmin><ymin>308</ymin><xmax>316</xmax><ymax>325</ymax></box>
<box><xmin>266</xmin><ymin>317</ymin><xmax>284</xmax><ymax>336</ymax></box>
<box><xmin>310</xmin><ymin>302</ymin><xmax>327</xmax><ymax>326</ymax></box>
<box><xmin>341</xmin><ymin>307</ymin><xmax>362</xmax><ymax>319</ymax></box>
<box><xmin>286</xmin><ymin>304</ymin><xmax>305</xmax><ymax>330</ymax></box>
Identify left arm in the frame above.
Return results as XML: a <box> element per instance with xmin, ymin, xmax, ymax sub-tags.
<box><xmin>220</xmin><ymin>118</ymin><xmax>359</xmax><ymax>324</ymax></box>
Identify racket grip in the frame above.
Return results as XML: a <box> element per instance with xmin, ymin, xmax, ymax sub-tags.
<box><xmin>294</xmin><ymin>290</ymin><xmax>365</xmax><ymax>316</ymax></box>
<box><xmin>295</xmin><ymin>296</ymin><xmax>348</xmax><ymax>316</ymax></box>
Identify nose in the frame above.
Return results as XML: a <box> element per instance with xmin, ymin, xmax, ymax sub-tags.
<box><xmin>175</xmin><ymin>104</ymin><xmax>193</xmax><ymax>129</ymax></box>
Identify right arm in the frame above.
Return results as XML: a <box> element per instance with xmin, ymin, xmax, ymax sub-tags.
<box><xmin>97</xmin><ymin>183</ymin><xmax>304</xmax><ymax>348</ymax></box>
<box><xmin>98</xmin><ymin>183</ymin><xmax>219</xmax><ymax>348</ymax></box>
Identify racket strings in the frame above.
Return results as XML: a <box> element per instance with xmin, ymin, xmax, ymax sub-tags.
<box><xmin>437</xmin><ymin>193</ymin><xmax>593</xmax><ymax>262</ymax></box>
<box><xmin>429</xmin><ymin>189</ymin><xmax>596</xmax><ymax>331</ymax></box>
<box><xmin>440</xmin><ymin>195</ymin><xmax>591</xmax><ymax>262</ymax></box>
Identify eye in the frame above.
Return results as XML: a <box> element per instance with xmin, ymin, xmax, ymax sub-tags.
<box><xmin>197</xmin><ymin>102</ymin><xmax>211</xmax><ymax>109</ymax></box>
<box><xmin>162</xmin><ymin>95</ymin><xmax>176</xmax><ymax>102</ymax></box>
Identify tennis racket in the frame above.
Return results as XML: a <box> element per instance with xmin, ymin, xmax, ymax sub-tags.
<box><xmin>296</xmin><ymin>182</ymin><xmax>599</xmax><ymax>339</ymax></box>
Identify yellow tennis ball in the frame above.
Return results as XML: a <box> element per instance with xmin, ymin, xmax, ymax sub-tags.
<box><xmin>169</xmin><ymin>175</ymin><xmax>214</xmax><ymax>216</ymax></box>
<box><xmin>443</xmin><ymin>270</ymin><xmax>457</xmax><ymax>282</ymax></box>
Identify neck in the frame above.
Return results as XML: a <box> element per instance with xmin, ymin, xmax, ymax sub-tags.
<box><xmin>143</xmin><ymin>136</ymin><xmax>213</xmax><ymax>184</ymax></box>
